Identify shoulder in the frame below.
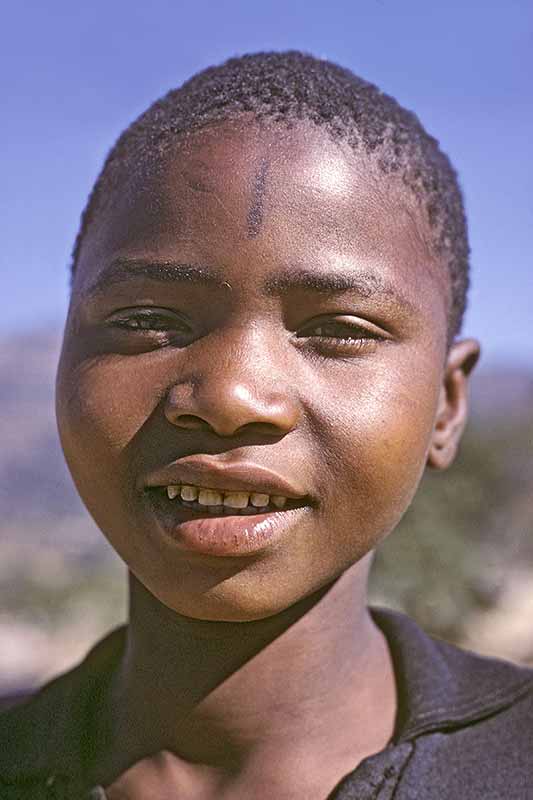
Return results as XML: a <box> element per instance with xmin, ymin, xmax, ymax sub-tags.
<box><xmin>369</xmin><ymin>607</ymin><xmax>533</xmax><ymax>796</ymax></box>
<box><xmin>0</xmin><ymin>625</ymin><xmax>126</xmax><ymax>796</ymax></box>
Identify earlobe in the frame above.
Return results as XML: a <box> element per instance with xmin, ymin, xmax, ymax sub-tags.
<box><xmin>427</xmin><ymin>338</ymin><xmax>481</xmax><ymax>470</ymax></box>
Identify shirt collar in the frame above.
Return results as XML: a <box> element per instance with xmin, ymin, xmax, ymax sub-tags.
<box><xmin>371</xmin><ymin>607</ymin><xmax>533</xmax><ymax>741</ymax></box>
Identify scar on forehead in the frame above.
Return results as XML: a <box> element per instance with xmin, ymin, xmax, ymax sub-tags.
<box><xmin>246</xmin><ymin>158</ymin><xmax>270</xmax><ymax>239</ymax></box>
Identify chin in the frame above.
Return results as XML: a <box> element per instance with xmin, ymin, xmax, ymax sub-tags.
<box><xmin>138</xmin><ymin>565</ymin><xmax>341</xmax><ymax>625</ymax></box>
<box><xmin>156</xmin><ymin>584</ymin><xmax>301</xmax><ymax>623</ymax></box>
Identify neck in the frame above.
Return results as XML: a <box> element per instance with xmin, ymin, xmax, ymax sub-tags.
<box><xmin>95</xmin><ymin>558</ymin><xmax>396</xmax><ymax>786</ymax></box>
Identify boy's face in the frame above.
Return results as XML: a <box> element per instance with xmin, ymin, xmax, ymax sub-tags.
<box><xmin>56</xmin><ymin>119</ymin><xmax>475</xmax><ymax>620</ymax></box>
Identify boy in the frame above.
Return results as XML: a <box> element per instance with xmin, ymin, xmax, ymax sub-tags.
<box><xmin>1</xmin><ymin>51</ymin><xmax>532</xmax><ymax>799</ymax></box>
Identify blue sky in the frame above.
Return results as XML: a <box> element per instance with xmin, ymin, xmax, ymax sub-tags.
<box><xmin>2</xmin><ymin>0</ymin><xmax>531</xmax><ymax>365</ymax></box>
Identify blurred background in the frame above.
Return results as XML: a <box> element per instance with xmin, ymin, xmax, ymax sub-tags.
<box><xmin>1</xmin><ymin>0</ymin><xmax>531</xmax><ymax>693</ymax></box>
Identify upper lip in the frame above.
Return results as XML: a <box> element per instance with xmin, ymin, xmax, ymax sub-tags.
<box><xmin>142</xmin><ymin>455</ymin><xmax>310</xmax><ymax>501</ymax></box>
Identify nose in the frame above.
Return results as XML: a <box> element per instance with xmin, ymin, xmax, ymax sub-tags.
<box><xmin>163</xmin><ymin>327</ymin><xmax>301</xmax><ymax>438</ymax></box>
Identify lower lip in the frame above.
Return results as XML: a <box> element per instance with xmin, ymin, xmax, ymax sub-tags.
<box><xmin>147</xmin><ymin>496</ymin><xmax>311</xmax><ymax>556</ymax></box>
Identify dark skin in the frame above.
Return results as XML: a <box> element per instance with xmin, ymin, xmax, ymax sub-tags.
<box><xmin>56</xmin><ymin>118</ymin><xmax>479</xmax><ymax>798</ymax></box>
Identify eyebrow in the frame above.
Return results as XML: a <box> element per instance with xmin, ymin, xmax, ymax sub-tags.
<box><xmin>263</xmin><ymin>267</ymin><xmax>415</xmax><ymax>310</ymax></box>
<box><xmin>85</xmin><ymin>257</ymin><xmax>416</xmax><ymax>312</ymax></box>
<box><xmin>85</xmin><ymin>258</ymin><xmax>228</xmax><ymax>297</ymax></box>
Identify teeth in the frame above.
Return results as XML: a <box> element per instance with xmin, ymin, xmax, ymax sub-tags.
<box><xmin>250</xmin><ymin>492</ymin><xmax>270</xmax><ymax>507</ymax></box>
<box><xmin>223</xmin><ymin>492</ymin><xmax>250</xmax><ymax>509</ymax></box>
<box><xmin>198</xmin><ymin>489</ymin><xmax>223</xmax><ymax>506</ymax></box>
<box><xmin>272</xmin><ymin>495</ymin><xmax>287</xmax><ymax>509</ymax></box>
<box><xmin>181</xmin><ymin>485</ymin><xmax>198</xmax><ymax>501</ymax></box>
<box><xmin>163</xmin><ymin>484</ymin><xmax>292</xmax><ymax>510</ymax></box>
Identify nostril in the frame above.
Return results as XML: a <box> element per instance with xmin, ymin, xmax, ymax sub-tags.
<box><xmin>173</xmin><ymin>415</ymin><xmax>210</xmax><ymax>430</ymax></box>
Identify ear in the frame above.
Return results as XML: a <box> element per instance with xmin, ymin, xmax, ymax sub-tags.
<box><xmin>427</xmin><ymin>338</ymin><xmax>481</xmax><ymax>470</ymax></box>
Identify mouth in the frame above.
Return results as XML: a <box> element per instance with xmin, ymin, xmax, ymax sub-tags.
<box><xmin>144</xmin><ymin>484</ymin><xmax>312</xmax><ymax>557</ymax></box>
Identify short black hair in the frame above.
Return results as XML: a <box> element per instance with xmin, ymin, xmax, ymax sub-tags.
<box><xmin>71</xmin><ymin>50</ymin><xmax>470</xmax><ymax>340</ymax></box>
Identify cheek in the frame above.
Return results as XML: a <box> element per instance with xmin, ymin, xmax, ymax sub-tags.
<box><xmin>314</xmin><ymin>358</ymin><xmax>441</xmax><ymax>546</ymax></box>
<box><xmin>363</xmin><ymin>377</ymin><xmax>438</xmax><ymax>470</ymax></box>
<box><xmin>56</xmin><ymin>346</ymin><xmax>163</xmax><ymax>494</ymax></box>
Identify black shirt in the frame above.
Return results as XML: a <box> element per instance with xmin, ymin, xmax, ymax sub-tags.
<box><xmin>1</xmin><ymin>608</ymin><xmax>533</xmax><ymax>799</ymax></box>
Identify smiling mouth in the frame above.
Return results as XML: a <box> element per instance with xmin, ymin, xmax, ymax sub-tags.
<box><xmin>146</xmin><ymin>485</ymin><xmax>309</xmax><ymax>517</ymax></box>
<box><xmin>144</xmin><ymin>483</ymin><xmax>315</xmax><ymax>557</ymax></box>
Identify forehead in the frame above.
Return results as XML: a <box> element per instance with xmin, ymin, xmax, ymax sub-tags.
<box><xmin>74</xmin><ymin>118</ymin><xmax>449</xmax><ymax>320</ymax></box>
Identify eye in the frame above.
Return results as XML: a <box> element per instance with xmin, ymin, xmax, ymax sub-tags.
<box><xmin>299</xmin><ymin>318</ymin><xmax>385</xmax><ymax>346</ymax></box>
<box><xmin>108</xmin><ymin>308</ymin><xmax>191</xmax><ymax>334</ymax></box>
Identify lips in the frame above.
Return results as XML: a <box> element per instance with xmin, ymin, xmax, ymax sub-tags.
<box><xmin>145</xmin><ymin>492</ymin><xmax>312</xmax><ymax>556</ymax></box>
<box><xmin>141</xmin><ymin>454</ymin><xmax>312</xmax><ymax>502</ymax></box>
